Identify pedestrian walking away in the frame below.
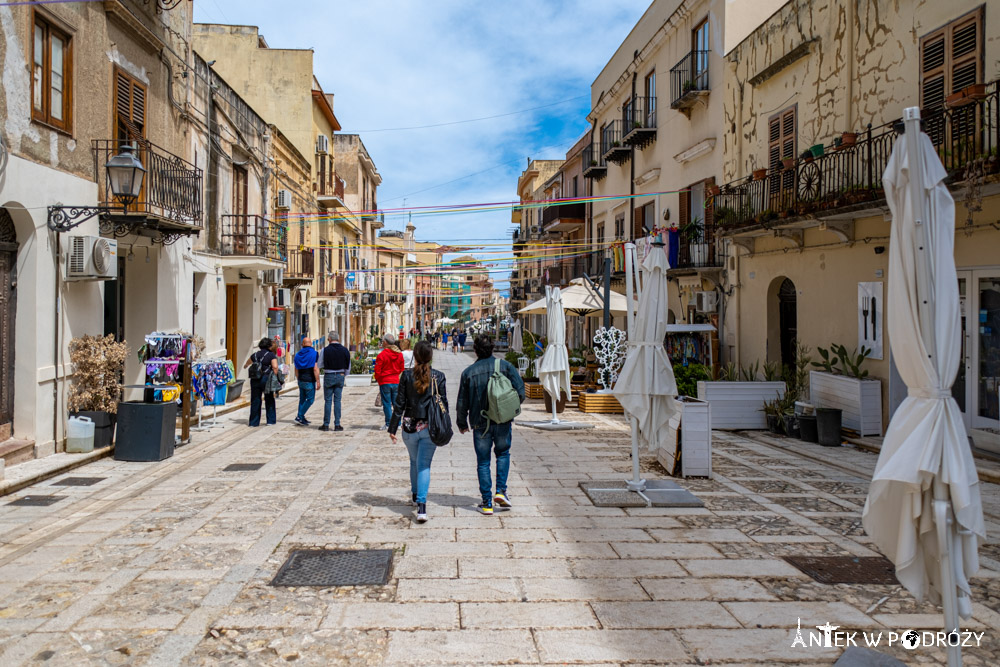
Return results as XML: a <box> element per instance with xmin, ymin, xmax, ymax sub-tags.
<box><xmin>245</xmin><ymin>337</ymin><xmax>280</xmax><ymax>427</ymax></box>
<box><xmin>457</xmin><ymin>334</ymin><xmax>525</xmax><ymax>515</ymax></box>
<box><xmin>458</xmin><ymin>330</ymin><xmax>467</xmax><ymax>351</ymax></box>
<box><xmin>451</xmin><ymin>328</ymin><xmax>460</xmax><ymax>354</ymax></box>
<box><xmin>400</xmin><ymin>337</ymin><xmax>415</xmax><ymax>370</ymax></box>
<box><xmin>293</xmin><ymin>337</ymin><xmax>320</xmax><ymax>426</ymax></box>
<box><xmin>319</xmin><ymin>331</ymin><xmax>351</xmax><ymax>431</ymax></box>
<box><xmin>388</xmin><ymin>341</ymin><xmax>447</xmax><ymax>523</ymax></box>
<box><xmin>374</xmin><ymin>334</ymin><xmax>404</xmax><ymax>430</ymax></box>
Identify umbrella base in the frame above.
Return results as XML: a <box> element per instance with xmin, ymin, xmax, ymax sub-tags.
<box><xmin>580</xmin><ymin>479</ymin><xmax>703</xmax><ymax>508</ymax></box>
<box><xmin>518</xmin><ymin>421</ymin><xmax>594</xmax><ymax>431</ymax></box>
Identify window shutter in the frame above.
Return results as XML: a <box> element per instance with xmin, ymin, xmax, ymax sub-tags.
<box><xmin>920</xmin><ymin>31</ymin><xmax>946</xmax><ymax>110</ymax></box>
<box><xmin>950</xmin><ymin>15</ymin><xmax>979</xmax><ymax>94</ymax></box>
<box><xmin>703</xmin><ymin>178</ymin><xmax>715</xmax><ymax>264</ymax></box>
<box><xmin>679</xmin><ymin>188</ymin><xmax>690</xmax><ymax>225</ymax></box>
<box><xmin>115</xmin><ymin>68</ymin><xmax>145</xmax><ymax>139</ymax></box>
<box><xmin>633</xmin><ymin>205</ymin><xmax>644</xmax><ymax>240</ymax></box>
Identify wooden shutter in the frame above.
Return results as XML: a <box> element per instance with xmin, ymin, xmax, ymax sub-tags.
<box><xmin>768</xmin><ymin>107</ymin><xmax>795</xmax><ymax>205</ymax></box>
<box><xmin>920</xmin><ymin>8</ymin><xmax>982</xmax><ymax>146</ymax></box>
<box><xmin>702</xmin><ymin>177</ymin><xmax>715</xmax><ymax>264</ymax></box>
<box><xmin>114</xmin><ymin>68</ymin><xmax>145</xmax><ymax>140</ymax></box>
<box><xmin>633</xmin><ymin>205</ymin><xmax>644</xmax><ymax>240</ymax></box>
<box><xmin>679</xmin><ymin>188</ymin><xmax>690</xmax><ymax>225</ymax></box>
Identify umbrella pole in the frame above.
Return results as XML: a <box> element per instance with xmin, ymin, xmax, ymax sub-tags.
<box><xmin>905</xmin><ymin>107</ymin><xmax>961</xmax><ymax>667</ymax></box>
<box><xmin>626</xmin><ymin>416</ymin><xmax>646</xmax><ymax>492</ymax></box>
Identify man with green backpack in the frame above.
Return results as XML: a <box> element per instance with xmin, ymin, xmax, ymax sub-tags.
<box><xmin>457</xmin><ymin>335</ymin><xmax>525</xmax><ymax>515</ymax></box>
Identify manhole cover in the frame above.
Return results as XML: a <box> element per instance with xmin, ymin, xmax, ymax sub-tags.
<box><xmin>51</xmin><ymin>477</ymin><xmax>105</xmax><ymax>486</ymax></box>
<box><xmin>223</xmin><ymin>463</ymin><xmax>265</xmax><ymax>472</ymax></box>
<box><xmin>271</xmin><ymin>549</ymin><xmax>393</xmax><ymax>587</ymax></box>
<box><xmin>8</xmin><ymin>496</ymin><xmax>66</xmax><ymax>507</ymax></box>
<box><xmin>783</xmin><ymin>556</ymin><xmax>899</xmax><ymax>584</ymax></box>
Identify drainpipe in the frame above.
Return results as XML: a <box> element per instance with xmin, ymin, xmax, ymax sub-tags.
<box><xmin>845</xmin><ymin>0</ymin><xmax>856</xmax><ymax>131</ymax></box>
<box><xmin>628</xmin><ymin>66</ymin><xmax>637</xmax><ymax>243</ymax></box>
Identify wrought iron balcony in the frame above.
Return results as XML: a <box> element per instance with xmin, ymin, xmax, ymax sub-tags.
<box><xmin>317</xmin><ymin>172</ymin><xmax>346</xmax><ymax>207</ymax></box>
<box><xmin>713</xmin><ymin>80</ymin><xmax>1000</xmax><ymax>235</ymax></box>
<box><xmin>285</xmin><ymin>248</ymin><xmax>315</xmax><ymax>284</ymax></box>
<box><xmin>541</xmin><ymin>201</ymin><xmax>586</xmax><ymax>231</ymax></box>
<box><xmin>670</xmin><ymin>50</ymin><xmax>711</xmax><ymax>111</ymax></box>
<box><xmin>601</xmin><ymin>120</ymin><xmax>630</xmax><ymax>165</ymax></box>
<box><xmin>582</xmin><ymin>143</ymin><xmax>607</xmax><ymax>179</ymax></box>
<box><xmin>623</xmin><ymin>95</ymin><xmax>657</xmax><ymax>149</ymax></box>
<box><xmin>93</xmin><ymin>139</ymin><xmax>203</xmax><ymax>232</ymax></box>
<box><xmin>220</xmin><ymin>214</ymin><xmax>287</xmax><ymax>263</ymax></box>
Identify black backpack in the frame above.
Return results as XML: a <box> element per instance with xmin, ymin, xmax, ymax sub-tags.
<box><xmin>247</xmin><ymin>352</ymin><xmax>264</xmax><ymax>381</ymax></box>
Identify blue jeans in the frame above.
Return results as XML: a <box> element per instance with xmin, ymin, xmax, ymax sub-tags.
<box><xmin>473</xmin><ymin>422</ymin><xmax>512</xmax><ymax>503</ymax></box>
<box><xmin>379</xmin><ymin>383</ymin><xmax>398</xmax><ymax>426</ymax></box>
<box><xmin>297</xmin><ymin>381</ymin><xmax>316</xmax><ymax>421</ymax></box>
<box><xmin>323</xmin><ymin>373</ymin><xmax>345</xmax><ymax>427</ymax></box>
<box><xmin>249</xmin><ymin>378</ymin><xmax>276</xmax><ymax>426</ymax></box>
<box><xmin>402</xmin><ymin>428</ymin><xmax>437</xmax><ymax>504</ymax></box>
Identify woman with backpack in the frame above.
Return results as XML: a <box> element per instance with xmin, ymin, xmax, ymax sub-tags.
<box><xmin>387</xmin><ymin>340</ymin><xmax>447</xmax><ymax>523</ymax></box>
<box><xmin>245</xmin><ymin>337</ymin><xmax>280</xmax><ymax>426</ymax></box>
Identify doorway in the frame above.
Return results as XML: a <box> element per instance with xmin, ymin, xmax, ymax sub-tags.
<box><xmin>226</xmin><ymin>284</ymin><xmax>239</xmax><ymax>363</ymax></box>
<box><xmin>956</xmin><ymin>270</ymin><xmax>1000</xmax><ymax>449</ymax></box>
<box><xmin>0</xmin><ymin>209</ymin><xmax>17</xmax><ymax>439</ymax></box>
<box><xmin>778</xmin><ymin>278</ymin><xmax>798</xmax><ymax>367</ymax></box>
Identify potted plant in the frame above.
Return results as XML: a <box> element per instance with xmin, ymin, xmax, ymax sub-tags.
<box><xmin>762</xmin><ymin>396</ymin><xmax>784</xmax><ymax>434</ymax></box>
<box><xmin>668</xmin><ymin>363</ymin><xmax>713</xmax><ymax>477</ymax></box>
<box><xmin>781</xmin><ymin>157</ymin><xmax>796</xmax><ymax>171</ymax></box>
<box><xmin>346</xmin><ymin>352</ymin><xmax>374</xmax><ymax>387</ymax></box>
<box><xmin>841</xmin><ymin>131</ymin><xmax>857</xmax><ymax>148</ymax></box>
<box><xmin>809</xmin><ymin>344</ymin><xmax>881</xmax><ymax>436</ymax></box>
<box><xmin>707</xmin><ymin>184</ymin><xmax>721</xmax><ymax>196</ymax></box>
<box><xmin>697</xmin><ymin>360</ymin><xmax>786</xmax><ymax>429</ymax></box>
<box><xmin>753</xmin><ymin>167</ymin><xmax>768</xmax><ymax>181</ymax></box>
<box><xmin>683</xmin><ymin>80</ymin><xmax>694</xmax><ymax>93</ymax></box>
<box><xmin>714</xmin><ymin>206</ymin><xmax>735</xmax><ymax>227</ymax></box>
<box><xmin>809</xmin><ymin>144</ymin><xmax>825</xmax><ymax>158</ymax></box>
<box><xmin>682</xmin><ymin>216</ymin><xmax>709</xmax><ymax>266</ymax></box>
<box><xmin>589</xmin><ymin>160</ymin><xmax>598</xmax><ymax>167</ymax></box>
<box><xmin>67</xmin><ymin>335</ymin><xmax>128</xmax><ymax>450</ymax></box>
<box><xmin>800</xmin><ymin>149</ymin><xmax>814</xmax><ymax>164</ymax></box>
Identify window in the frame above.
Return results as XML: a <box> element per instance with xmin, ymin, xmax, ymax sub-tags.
<box><xmin>596</xmin><ymin>222</ymin><xmax>605</xmax><ymax>247</ymax></box>
<box><xmin>32</xmin><ymin>13</ymin><xmax>72</xmax><ymax>131</ymax></box>
<box><xmin>920</xmin><ymin>8</ymin><xmax>983</xmax><ymax>111</ymax></box>
<box><xmin>614</xmin><ymin>213</ymin><xmax>625</xmax><ymax>239</ymax></box>
<box><xmin>693</xmin><ymin>18</ymin><xmax>710</xmax><ymax>87</ymax></box>
<box><xmin>644</xmin><ymin>71</ymin><xmax>656</xmax><ymax>125</ymax></box>
<box><xmin>572</xmin><ymin>176</ymin><xmax>578</xmax><ymax>198</ymax></box>
<box><xmin>768</xmin><ymin>106</ymin><xmax>796</xmax><ymax>206</ymax></box>
<box><xmin>114</xmin><ymin>67</ymin><xmax>145</xmax><ymax>142</ymax></box>
<box><xmin>233</xmin><ymin>166</ymin><xmax>248</xmax><ymax>216</ymax></box>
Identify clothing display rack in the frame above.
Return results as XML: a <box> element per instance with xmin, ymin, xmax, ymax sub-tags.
<box><xmin>664</xmin><ymin>324</ymin><xmax>716</xmax><ymax>369</ymax></box>
<box><xmin>140</xmin><ymin>331</ymin><xmax>193</xmax><ymax>444</ymax></box>
<box><xmin>190</xmin><ymin>358</ymin><xmax>233</xmax><ymax>431</ymax></box>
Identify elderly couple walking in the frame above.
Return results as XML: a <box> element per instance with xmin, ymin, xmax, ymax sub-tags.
<box><xmin>387</xmin><ymin>335</ymin><xmax>525</xmax><ymax>522</ymax></box>
<box><xmin>290</xmin><ymin>332</ymin><xmax>352</xmax><ymax>431</ymax></box>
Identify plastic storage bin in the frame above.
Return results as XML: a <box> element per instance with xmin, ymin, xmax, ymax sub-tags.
<box><xmin>66</xmin><ymin>415</ymin><xmax>96</xmax><ymax>453</ymax></box>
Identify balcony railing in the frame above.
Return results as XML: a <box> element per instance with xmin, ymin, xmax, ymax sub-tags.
<box><xmin>285</xmin><ymin>248</ymin><xmax>315</xmax><ymax>282</ymax></box>
<box><xmin>670</xmin><ymin>50</ymin><xmax>710</xmax><ymax>110</ymax></box>
<box><xmin>220</xmin><ymin>214</ymin><xmax>287</xmax><ymax>262</ymax></box>
<box><xmin>318</xmin><ymin>172</ymin><xmax>346</xmax><ymax>202</ymax></box>
<box><xmin>582</xmin><ymin>143</ymin><xmax>607</xmax><ymax>179</ymax></box>
<box><xmin>714</xmin><ymin>81</ymin><xmax>1000</xmax><ymax>233</ymax></box>
<box><xmin>601</xmin><ymin>120</ymin><xmax>630</xmax><ymax>165</ymax></box>
<box><xmin>93</xmin><ymin>139</ymin><xmax>203</xmax><ymax>228</ymax></box>
<box><xmin>542</xmin><ymin>201</ymin><xmax>586</xmax><ymax>228</ymax></box>
<box><xmin>623</xmin><ymin>95</ymin><xmax>657</xmax><ymax>148</ymax></box>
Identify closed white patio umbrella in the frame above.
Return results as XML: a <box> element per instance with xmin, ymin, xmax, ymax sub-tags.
<box><xmin>537</xmin><ymin>286</ymin><xmax>571</xmax><ymax>424</ymax></box>
<box><xmin>614</xmin><ymin>246</ymin><xmax>678</xmax><ymax>490</ymax></box>
<box><xmin>510</xmin><ymin>319</ymin><xmax>523</xmax><ymax>353</ymax></box>
<box><xmin>862</xmin><ymin>108</ymin><xmax>985</xmax><ymax>667</ymax></box>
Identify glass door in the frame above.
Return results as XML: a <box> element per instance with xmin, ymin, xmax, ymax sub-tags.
<box><xmin>973</xmin><ymin>272</ymin><xmax>1000</xmax><ymax>431</ymax></box>
<box><xmin>953</xmin><ymin>274</ymin><xmax>970</xmax><ymax>426</ymax></box>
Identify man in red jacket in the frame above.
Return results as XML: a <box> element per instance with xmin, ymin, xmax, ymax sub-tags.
<box><xmin>375</xmin><ymin>334</ymin><xmax>404</xmax><ymax>430</ymax></box>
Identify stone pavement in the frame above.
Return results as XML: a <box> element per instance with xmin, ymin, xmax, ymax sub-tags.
<box><xmin>0</xmin><ymin>349</ymin><xmax>998</xmax><ymax>665</ymax></box>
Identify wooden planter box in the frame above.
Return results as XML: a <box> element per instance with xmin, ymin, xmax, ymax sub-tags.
<box><xmin>524</xmin><ymin>382</ymin><xmax>545</xmax><ymax>400</ymax></box>
<box><xmin>578</xmin><ymin>392</ymin><xmax>623</xmax><ymax>414</ymax></box>
<box><xmin>660</xmin><ymin>396</ymin><xmax>712</xmax><ymax>478</ymax></box>
<box><xmin>809</xmin><ymin>371</ymin><xmax>882</xmax><ymax>436</ymax></box>
<box><xmin>345</xmin><ymin>374</ymin><xmax>374</xmax><ymax>387</ymax></box>
<box><xmin>696</xmin><ymin>381</ymin><xmax>786</xmax><ymax>429</ymax></box>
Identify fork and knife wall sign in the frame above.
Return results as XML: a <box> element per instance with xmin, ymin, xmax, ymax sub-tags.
<box><xmin>859</xmin><ymin>281</ymin><xmax>883</xmax><ymax>360</ymax></box>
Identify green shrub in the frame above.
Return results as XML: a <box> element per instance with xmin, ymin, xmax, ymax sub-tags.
<box><xmin>673</xmin><ymin>363</ymin><xmax>711</xmax><ymax>398</ymax></box>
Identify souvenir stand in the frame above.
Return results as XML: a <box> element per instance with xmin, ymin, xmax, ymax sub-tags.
<box><xmin>190</xmin><ymin>358</ymin><xmax>234</xmax><ymax>431</ymax></box>
<box><xmin>115</xmin><ymin>332</ymin><xmax>193</xmax><ymax>461</ymax></box>
<box><xmin>664</xmin><ymin>323</ymin><xmax>716</xmax><ymax>371</ymax></box>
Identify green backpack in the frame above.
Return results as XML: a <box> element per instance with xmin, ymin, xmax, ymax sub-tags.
<box><xmin>480</xmin><ymin>358</ymin><xmax>521</xmax><ymax>433</ymax></box>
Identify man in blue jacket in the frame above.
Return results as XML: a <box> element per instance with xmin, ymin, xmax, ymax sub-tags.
<box><xmin>457</xmin><ymin>335</ymin><xmax>525</xmax><ymax>515</ymax></box>
<box><xmin>294</xmin><ymin>337</ymin><xmax>320</xmax><ymax>426</ymax></box>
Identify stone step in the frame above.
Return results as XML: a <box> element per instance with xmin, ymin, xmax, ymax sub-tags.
<box><xmin>0</xmin><ymin>438</ymin><xmax>36</xmax><ymax>467</ymax></box>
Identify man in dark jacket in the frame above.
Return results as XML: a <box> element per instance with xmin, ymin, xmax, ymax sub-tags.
<box><xmin>294</xmin><ymin>337</ymin><xmax>320</xmax><ymax>426</ymax></box>
<box><xmin>457</xmin><ymin>335</ymin><xmax>525</xmax><ymax>515</ymax></box>
<box><xmin>319</xmin><ymin>331</ymin><xmax>351</xmax><ymax>432</ymax></box>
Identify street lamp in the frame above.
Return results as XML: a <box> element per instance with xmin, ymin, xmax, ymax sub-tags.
<box><xmin>48</xmin><ymin>143</ymin><xmax>148</xmax><ymax>232</ymax></box>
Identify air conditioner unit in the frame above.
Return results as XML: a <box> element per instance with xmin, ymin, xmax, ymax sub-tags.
<box><xmin>361</xmin><ymin>258</ymin><xmax>369</xmax><ymax>269</ymax></box>
<box><xmin>276</xmin><ymin>189</ymin><xmax>291</xmax><ymax>210</ymax></box>
<box><xmin>530</xmin><ymin>278</ymin><xmax>541</xmax><ymax>289</ymax></box>
<box><xmin>276</xmin><ymin>288</ymin><xmax>291</xmax><ymax>307</ymax></box>
<box><xmin>695</xmin><ymin>290</ymin><xmax>718</xmax><ymax>313</ymax></box>
<box><xmin>317</xmin><ymin>304</ymin><xmax>329</xmax><ymax>318</ymax></box>
<box><xmin>263</xmin><ymin>268</ymin><xmax>284</xmax><ymax>285</ymax></box>
<box><xmin>316</xmin><ymin>134</ymin><xmax>329</xmax><ymax>154</ymax></box>
<box><xmin>66</xmin><ymin>236</ymin><xmax>117</xmax><ymax>281</ymax></box>
<box><xmin>350</xmin><ymin>248</ymin><xmax>359</xmax><ymax>258</ymax></box>
<box><xmin>334</xmin><ymin>303</ymin><xmax>345</xmax><ymax>316</ymax></box>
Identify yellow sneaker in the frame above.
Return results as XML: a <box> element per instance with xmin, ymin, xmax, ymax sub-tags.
<box><xmin>493</xmin><ymin>493</ymin><xmax>512</xmax><ymax>510</ymax></box>
<box><xmin>476</xmin><ymin>502</ymin><xmax>494</xmax><ymax>516</ymax></box>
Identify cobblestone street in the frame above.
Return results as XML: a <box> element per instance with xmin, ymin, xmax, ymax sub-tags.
<box><xmin>0</xmin><ymin>351</ymin><xmax>998</xmax><ymax>665</ymax></box>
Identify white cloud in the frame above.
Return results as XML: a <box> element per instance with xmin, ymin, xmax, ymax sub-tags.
<box><xmin>195</xmin><ymin>0</ymin><xmax>650</xmax><ymax>261</ymax></box>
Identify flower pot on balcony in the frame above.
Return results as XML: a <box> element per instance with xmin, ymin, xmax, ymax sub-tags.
<box><xmin>809</xmin><ymin>144</ymin><xmax>825</xmax><ymax>158</ymax></box>
<box><xmin>781</xmin><ymin>158</ymin><xmax>796</xmax><ymax>171</ymax></box>
<box><xmin>840</xmin><ymin>132</ymin><xmax>857</xmax><ymax>148</ymax></box>
<box><xmin>707</xmin><ymin>184</ymin><xmax>721</xmax><ymax>196</ymax></box>
<box><xmin>946</xmin><ymin>91</ymin><xmax>971</xmax><ymax>108</ymax></box>
<box><xmin>963</xmin><ymin>83</ymin><xmax>988</xmax><ymax>100</ymax></box>
<box><xmin>752</xmin><ymin>168</ymin><xmax>768</xmax><ymax>181</ymax></box>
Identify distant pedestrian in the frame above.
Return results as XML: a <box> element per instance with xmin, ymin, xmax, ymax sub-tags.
<box><xmin>245</xmin><ymin>337</ymin><xmax>279</xmax><ymax>427</ymax></box>
<box><xmin>388</xmin><ymin>340</ymin><xmax>447</xmax><ymax>523</ymax></box>
<box><xmin>458</xmin><ymin>330</ymin><xmax>467</xmax><ymax>351</ymax></box>
<box><xmin>319</xmin><ymin>331</ymin><xmax>350</xmax><ymax>432</ymax></box>
<box><xmin>399</xmin><ymin>338</ymin><xmax>415</xmax><ymax>369</ymax></box>
<box><xmin>374</xmin><ymin>334</ymin><xmax>404</xmax><ymax>430</ymax></box>
<box><xmin>451</xmin><ymin>328</ymin><xmax>459</xmax><ymax>354</ymax></box>
<box><xmin>441</xmin><ymin>330</ymin><xmax>449</xmax><ymax>350</ymax></box>
<box><xmin>294</xmin><ymin>337</ymin><xmax>319</xmax><ymax>426</ymax></box>
<box><xmin>457</xmin><ymin>335</ymin><xmax>525</xmax><ymax>515</ymax></box>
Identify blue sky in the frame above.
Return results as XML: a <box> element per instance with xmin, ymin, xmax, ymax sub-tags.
<box><xmin>193</xmin><ymin>0</ymin><xmax>652</xmax><ymax>287</ymax></box>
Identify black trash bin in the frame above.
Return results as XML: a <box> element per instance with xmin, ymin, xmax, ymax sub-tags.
<box><xmin>816</xmin><ymin>408</ymin><xmax>843</xmax><ymax>447</ymax></box>
<box><xmin>114</xmin><ymin>401</ymin><xmax>176</xmax><ymax>461</ymax></box>
<box><xmin>798</xmin><ymin>414</ymin><xmax>819</xmax><ymax>443</ymax></box>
